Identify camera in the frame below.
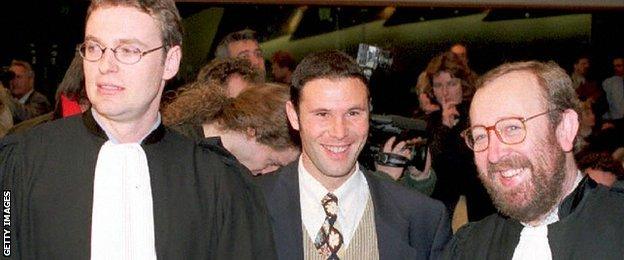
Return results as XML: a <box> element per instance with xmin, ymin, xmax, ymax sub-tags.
<box><xmin>0</xmin><ymin>66</ymin><xmax>15</xmax><ymax>88</ymax></box>
<box><xmin>359</xmin><ymin>114</ymin><xmax>429</xmax><ymax>171</ymax></box>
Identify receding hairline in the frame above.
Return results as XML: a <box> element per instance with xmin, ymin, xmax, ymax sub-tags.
<box><xmin>473</xmin><ymin>70</ymin><xmax>548</xmax><ymax>112</ymax></box>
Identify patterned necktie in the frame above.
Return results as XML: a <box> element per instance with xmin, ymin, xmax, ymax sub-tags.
<box><xmin>314</xmin><ymin>193</ymin><xmax>343</xmax><ymax>260</ymax></box>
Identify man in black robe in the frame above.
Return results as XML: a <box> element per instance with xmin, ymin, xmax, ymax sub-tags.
<box><xmin>0</xmin><ymin>0</ymin><xmax>275</xmax><ymax>259</ymax></box>
<box><xmin>443</xmin><ymin>61</ymin><xmax>624</xmax><ymax>259</ymax></box>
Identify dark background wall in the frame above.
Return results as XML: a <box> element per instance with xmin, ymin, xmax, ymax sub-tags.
<box><xmin>1</xmin><ymin>1</ymin><xmax>622</xmax><ymax>116</ymax></box>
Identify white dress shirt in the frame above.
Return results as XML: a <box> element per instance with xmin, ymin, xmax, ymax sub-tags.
<box><xmin>299</xmin><ymin>157</ymin><xmax>370</xmax><ymax>248</ymax></box>
<box><xmin>17</xmin><ymin>89</ymin><xmax>34</xmax><ymax>104</ymax></box>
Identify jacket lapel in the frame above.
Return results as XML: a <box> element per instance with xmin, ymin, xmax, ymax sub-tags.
<box><xmin>364</xmin><ymin>170</ymin><xmax>416</xmax><ymax>259</ymax></box>
<box><xmin>267</xmin><ymin>162</ymin><xmax>304</xmax><ymax>260</ymax></box>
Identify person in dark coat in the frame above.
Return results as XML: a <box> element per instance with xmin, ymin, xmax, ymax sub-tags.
<box><xmin>443</xmin><ymin>61</ymin><xmax>624</xmax><ymax>259</ymax></box>
<box><xmin>257</xmin><ymin>50</ymin><xmax>451</xmax><ymax>260</ymax></box>
<box><xmin>420</xmin><ymin>51</ymin><xmax>495</xmax><ymax>221</ymax></box>
<box><xmin>0</xmin><ymin>0</ymin><xmax>275</xmax><ymax>258</ymax></box>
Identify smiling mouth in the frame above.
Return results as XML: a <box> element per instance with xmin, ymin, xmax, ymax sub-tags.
<box><xmin>322</xmin><ymin>144</ymin><xmax>348</xmax><ymax>154</ymax></box>
<box><xmin>499</xmin><ymin>168</ymin><xmax>526</xmax><ymax>178</ymax></box>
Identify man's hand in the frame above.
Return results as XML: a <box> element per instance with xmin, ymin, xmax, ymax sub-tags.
<box><xmin>375</xmin><ymin>136</ymin><xmax>416</xmax><ymax>180</ymax></box>
<box><xmin>407</xmin><ymin>147</ymin><xmax>432</xmax><ymax>181</ymax></box>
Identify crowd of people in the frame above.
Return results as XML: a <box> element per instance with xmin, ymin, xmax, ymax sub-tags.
<box><xmin>0</xmin><ymin>0</ymin><xmax>623</xmax><ymax>259</ymax></box>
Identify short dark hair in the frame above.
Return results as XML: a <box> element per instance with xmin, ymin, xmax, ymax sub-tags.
<box><xmin>215</xmin><ymin>29</ymin><xmax>258</xmax><ymax>59</ymax></box>
<box><xmin>290</xmin><ymin>50</ymin><xmax>367</xmax><ymax>109</ymax></box>
<box><xmin>271</xmin><ymin>51</ymin><xmax>297</xmax><ymax>71</ymax></box>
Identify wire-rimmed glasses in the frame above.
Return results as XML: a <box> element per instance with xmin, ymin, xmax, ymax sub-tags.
<box><xmin>77</xmin><ymin>41</ymin><xmax>164</xmax><ymax>65</ymax></box>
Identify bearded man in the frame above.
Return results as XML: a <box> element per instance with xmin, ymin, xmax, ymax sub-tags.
<box><xmin>442</xmin><ymin>61</ymin><xmax>624</xmax><ymax>259</ymax></box>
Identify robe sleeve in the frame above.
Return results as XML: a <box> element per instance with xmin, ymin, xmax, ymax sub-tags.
<box><xmin>211</xmin><ymin>160</ymin><xmax>277</xmax><ymax>259</ymax></box>
<box><xmin>0</xmin><ymin>136</ymin><xmax>24</xmax><ymax>259</ymax></box>
<box><xmin>439</xmin><ymin>222</ymin><xmax>474</xmax><ymax>260</ymax></box>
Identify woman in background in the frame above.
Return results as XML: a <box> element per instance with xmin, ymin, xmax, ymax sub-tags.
<box><xmin>421</xmin><ymin>51</ymin><xmax>495</xmax><ymax>221</ymax></box>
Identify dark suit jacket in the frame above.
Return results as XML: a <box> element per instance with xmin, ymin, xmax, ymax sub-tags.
<box><xmin>256</xmin><ymin>161</ymin><xmax>452</xmax><ymax>260</ymax></box>
<box><xmin>8</xmin><ymin>90</ymin><xmax>52</xmax><ymax>123</ymax></box>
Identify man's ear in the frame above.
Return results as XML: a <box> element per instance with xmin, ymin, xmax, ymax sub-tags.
<box><xmin>285</xmin><ymin>101</ymin><xmax>300</xmax><ymax>131</ymax></box>
<box><xmin>162</xmin><ymin>45</ymin><xmax>181</xmax><ymax>81</ymax></box>
<box><xmin>556</xmin><ymin>108</ymin><xmax>579</xmax><ymax>152</ymax></box>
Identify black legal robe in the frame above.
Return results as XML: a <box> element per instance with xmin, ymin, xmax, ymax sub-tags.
<box><xmin>442</xmin><ymin>177</ymin><xmax>624</xmax><ymax>260</ymax></box>
<box><xmin>0</xmin><ymin>112</ymin><xmax>276</xmax><ymax>259</ymax></box>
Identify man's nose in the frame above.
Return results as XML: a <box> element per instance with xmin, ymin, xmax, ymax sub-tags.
<box><xmin>486</xmin><ymin>131</ymin><xmax>509</xmax><ymax>164</ymax></box>
<box><xmin>329</xmin><ymin>116</ymin><xmax>347</xmax><ymax>139</ymax></box>
<box><xmin>98</xmin><ymin>49</ymin><xmax>119</xmax><ymax>73</ymax></box>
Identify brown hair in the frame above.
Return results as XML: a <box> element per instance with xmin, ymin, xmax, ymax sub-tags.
<box><xmin>196</xmin><ymin>58</ymin><xmax>262</xmax><ymax>86</ymax></box>
<box><xmin>477</xmin><ymin>61</ymin><xmax>581</xmax><ymax>127</ymax></box>
<box><xmin>577</xmin><ymin>151</ymin><xmax>624</xmax><ymax>180</ymax></box>
<box><xmin>421</xmin><ymin>51</ymin><xmax>476</xmax><ymax>104</ymax></box>
<box><xmin>290</xmin><ymin>50</ymin><xmax>367</xmax><ymax>110</ymax></box>
<box><xmin>86</xmin><ymin>0</ymin><xmax>183</xmax><ymax>52</ymax></box>
<box><xmin>163</xmin><ymin>82</ymin><xmax>296</xmax><ymax>150</ymax></box>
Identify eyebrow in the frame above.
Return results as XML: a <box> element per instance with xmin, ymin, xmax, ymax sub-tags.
<box><xmin>308</xmin><ymin>106</ymin><xmax>368</xmax><ymax>113</ymax></box>
<box><xmin>84</xmin><ymin>35</ymin><xmax>148</xmax><ymax>47</ymax></box>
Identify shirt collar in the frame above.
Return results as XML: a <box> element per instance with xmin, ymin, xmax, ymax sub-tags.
<box><xmin>298</xmin><ymin>155</ymin><xmax>364</xmax><ymax>200</ymax></box>
<box><xmin>17</xmin><ymin>89</ymin><xmax>34</xmax><ymax>104</ymax></box>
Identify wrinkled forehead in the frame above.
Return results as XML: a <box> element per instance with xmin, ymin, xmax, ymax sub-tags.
<box><xmin>470</xmin><ymin>71</ymin><xmax>545</xmax><ymax>125</ymax></box>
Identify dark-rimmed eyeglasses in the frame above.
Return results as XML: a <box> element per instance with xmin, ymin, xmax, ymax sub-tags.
<box><xmin>461</xmin><ymin>110</ymin><xmax>556</xmax><ymax>152</ymax></box>
<box><xmin>77</xmin><ymin>41</ymin><xmax>164</xmax><ymax>65</ymax></box>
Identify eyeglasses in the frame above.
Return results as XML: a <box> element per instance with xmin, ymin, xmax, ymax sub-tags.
<box><xmin>77</xmin><ymin>41</ymin><xmax>164</xmax><ymax>65</ymax></box>
<box><xmin>432</xmin><ymin>78</ymin><xmax>461</xmax><ymax>89</ymax></box>
<box><xmin>461</xmin><ymin>110</ymin><xmax>555</xmax><ymax>152</ymax></box>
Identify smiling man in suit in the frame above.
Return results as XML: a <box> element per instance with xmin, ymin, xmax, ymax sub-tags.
<box><xmin>257</xmin><ymin>50</ymin><xmax>451</xmax><ymax>260</ymax></box>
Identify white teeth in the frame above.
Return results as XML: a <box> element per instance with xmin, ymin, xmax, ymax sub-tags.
<box><xmin>324</xmin><ymin>145</ymin><xmax>347</xmax><ymax>153</ymax></box>
<box><xmin>500</xmin><ymin>168</ymin><xmax>524</xmax><ymax>178</ymax></box>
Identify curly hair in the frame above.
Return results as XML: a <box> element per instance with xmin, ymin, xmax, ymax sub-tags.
<box><xmin>421</xmin><ymin>51</ymin><xmax>477</xmax><ymax>104</ymax></box>
<box><xmin>196</xmin><ymin>58</ymin><xmax>262</xmax><ymax>86</ymax></box>
<box><xmin>162</xmin><ymin>82</ymin><xmax>296</xmax><ymax>150</ymax></box>
<box><xmin>577</xmin><ymin>151</ymin><xmax>624</xmax><ymax>180</ymax></box>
